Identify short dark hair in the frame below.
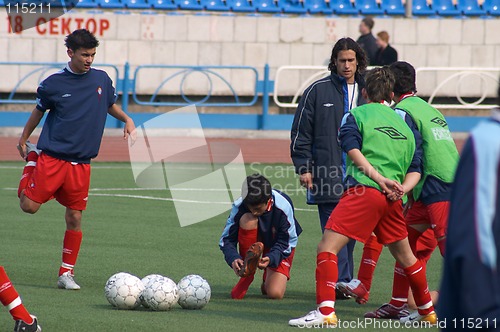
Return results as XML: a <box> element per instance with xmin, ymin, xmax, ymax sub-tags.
<box><xmin>65</xmin><ymin>29</ymin><xmax>99</xmax><ymax>52</ymax></box>
<box><xmin>328</xmin><ymin>37</ymin><xmax>368</xmax><ymax>74</ymax></box>
<box><xmin>241</xmin><ymin>174</ymin><xmax>272</xmax><ymax>207</ymax></box>
<box><xmin>365</xmin><ymin>67</ymin><xmax>395</xmax><ymax>103</ymax></box>
<box><xmin>362</xmin><ymin>17</ymin><xmax>375</xmax><ymax>30</ymax></box>
<box><xmin>389</xmin><ymin>61</ymin><xmax>417</xmax><ymax>95</ymax></box>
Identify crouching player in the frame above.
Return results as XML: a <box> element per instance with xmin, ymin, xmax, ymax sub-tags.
<box><xmin>289</xmin><ymin>67</ymin><xmax>436</xmax><ymax>327</ymax></box>
<box><xmin>219</xmin><ymin>174</ymin><xmax>302</xmax><ymax>300</ymax></box>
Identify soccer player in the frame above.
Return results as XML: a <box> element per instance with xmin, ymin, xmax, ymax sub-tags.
<box><xmin>289</xmin><ymin>67</ymin><xmax>436</xmax><ymax>327</ymax></box>
<box><xmin>438</xmin><ymin>80</ymin><xmax>500</xmax><ymax>330</ymax></box>
<box><xmin>290</xmin><ymin>37</ymin><xmax>369</xmax><ymax>292</ymax></box>
<box><xmin>219</xmin><ymin>174</ymin><xmax>302</xmax><ymax>300</ymax></box>
<box><xmin>16</xmin><ymin>29</ymin><xmax>136</xmax><ymax>290</ymax></box>
<box><xmin>0</xmin><ymin>266</ymin><xmax>41</xmax><ymax>331</ymax></box>
<box><xmin>357</xmin><ymin>61</ymin><xmax>458</xmax><ymax>319</ymax></box>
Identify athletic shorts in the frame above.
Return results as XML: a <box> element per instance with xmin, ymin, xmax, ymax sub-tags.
<box><xmin>25</xmin><ymin>153</ymin><xmax>91</xmax><ymax>211</ymax></box>
<box><xmin>264</xmin><ymin>248</ymin><xmax>296</xmax><ymax>280</ymax></box>
<box><xmin>325</xmin><ymin>187</ymin><xmax>407</xmax><ymax>245</ymax></box>
<box><xmin>406</xmin><ymin>200</ymin><xmax>449</xmax><ymax>238</ymax></box>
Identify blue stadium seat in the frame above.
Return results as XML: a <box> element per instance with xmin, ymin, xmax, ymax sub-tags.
<box><xmin>330</xmin><ymin>0</ymin><xmax>358</xmax><ymax>14</ymax></box>
<box><xmin>307</xmin><ymin>0</ymin><xmax>333</xmax><ymax>14</ymax></box>
<box><xmin>255</xmin><ymin>0</ymin><xmax>281</xmax><ymax>12</ymax></box>
<box><xmin>381</xmin><ymin>0</ymin><xmax>405</xmax><ymax>14</ymax></box>
<box><xmin>357</xmin><ymin>0</ymin><xmax>384</xmax><ymax>14</ymax></box>
<box><xmin>229</xmin><ymin>0</ymin><xmax>255</xmax><ymax>12</ymax></box>
<box><xmin>97</xmin><ymin>0</ymin><xmax>124</xmax><ymax>8</ymax></box>
<box><xmin>125</xmin><ymin>0</ymin><xmax>151</xmax><ymax>8</ymax></box>
<box><xmin>203</xmin><ymin>0</ymin><xmax>230</xmax><ymax>11</ymax></box>
<box><xmin>151</xmin><ymin>0</ymin><xmax>177</xmax><ymax>8</ymax></box>
<box><xmin>75</xmin><ymin>0</ymin><xmax>98</xmax><ymax>8</ymax></box>
<box><xmin>433</xmin><ymin>0</ymin><xmax>461</xmax><ymax>15</ymax></box>
<box><xmin>482</xmin><ymin>0</ymin><xmax>500</xmax><ymax>15</ymax></box>
<box><xmin>458</xmin><ymin>0</ymin><xmax>485</xmax><ymax>15</ymax></box>
<box><xmin>412</xmin><ymin>0</ymin><xmax>435</xmax><ymax>14</ymax></box>
<box><xmin>279</xmin><ymin>0</ymin><xmax>307</xmax><ymax>13</ymax></box>
<box><xmin>176</xmin><ymin>0</ymin><xmax>203</xmax><ymax>9</ymax></box>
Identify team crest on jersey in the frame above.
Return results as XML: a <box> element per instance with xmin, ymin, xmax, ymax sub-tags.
<box><xmin>97</xmin><ymin>86</ymin><xmax>102</xmax><ymax>95</ymax></box>
<box><xmin>374</xmin><ymin>127</ymin><xmax>407</xmax><ymax>140</ymax></box>
<box><xmin>430</xmin><ymin>117</ymin><xmax>448</xmax><ymax>127</ymax></box>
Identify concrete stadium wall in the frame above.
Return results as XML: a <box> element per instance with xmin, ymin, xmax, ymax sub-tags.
<box><xmin>1</xmin><ymin>11</ymin><xmax>500</xmax><ymax>97</ymax></box>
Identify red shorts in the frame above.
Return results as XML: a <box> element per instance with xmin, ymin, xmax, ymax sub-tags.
<box><xmin>25</xmin><ymin>153</ymin><xmax>91</xmax><ymax>211</ymax></box>
<box><xmin>325</xmin><ymin>187</ymin><xmax>407</xmax><ymax>245</ymax></box>
<box><xmin>264</xmin><ymin>248</ymin><xmax>296</xmax><ymax>280</ymax></box>
<box><xmin>406</xmin><ymin>200</ymin><xmax>449</xmax><ymax>238</ymax></box>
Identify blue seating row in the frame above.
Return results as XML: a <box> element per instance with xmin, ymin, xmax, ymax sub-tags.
<box><xmin>31</xmin><ymin>0</ymin><xmax>500</xmax><ymax>16</ymax></box>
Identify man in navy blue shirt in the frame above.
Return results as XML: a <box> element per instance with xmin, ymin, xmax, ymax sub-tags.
<box><xmin>438</xmin><ymin>81</ymin><xmax>500</xmax><ymax>331</ymax></box>
<box><xmin>220</xmin><ymin>174</ymin><xmax>302</xmax><ymax>300</ymax></box>
<box><xmin>16</xmin><ymin>29</ymin><xmax>135</xmax><ymax>290</ymax></box>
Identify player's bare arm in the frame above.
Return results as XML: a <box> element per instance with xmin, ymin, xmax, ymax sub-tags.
<box><xmin>17</xmin><ymin>108</ymin><xmax>44</xmax><ymax>159</ymax></box>
<box><xmin>347</xmin><ymin>148</ymin><xmax>403</xmax><ymax>195</ymax></box>
<box><xmin>108</xmin><ymin>104</ymin><xmax>136</xmax><ymax>141</ymax></box>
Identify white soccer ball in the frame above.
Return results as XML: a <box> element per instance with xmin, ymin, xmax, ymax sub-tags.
<box><xmin>142</xmin><ymin>276</ymin><xmax>179</xmax><ymax>311</ymax></box>
<box><xmin>140</xmin><ymin>274</ymin><xmax>164</xmax><ymax>308</ymax></box>
<box><xmin>104</xmin><ymin>272</ymin><xmax>144</xmax><ymax>310</ymax></box>
<box><xmin>177</xmin><ymin>274</ymin><xmax>211</xmax><ymax>310</ymax></box>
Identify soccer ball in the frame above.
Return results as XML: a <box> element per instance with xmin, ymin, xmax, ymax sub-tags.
<box><xmin>177</xmin><ymin>274</ymin><xmax>211</xmax><ymax>310</ymax></box>
<box><xmin>142</xmin><ymin>276</ymin><xmax>179</xmax><ymax>311</ymax></box>
<box><xmin>140</xmin><ymin>274</ymin><xmax>164</xmax><ymax>308</ymax></box>
<box><xmin>104</xmin><ymin>272</ymin><xmax>144</xmax><ymax>310</ymax></box>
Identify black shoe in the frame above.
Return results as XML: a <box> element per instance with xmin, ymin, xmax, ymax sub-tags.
<box><xmin>14</xmin><ymin>315</ymin><xmax>41</xmax><ymax>332</ymax></box>
<box><xmin>335</xmin><ymin>287</ymin><xmax>352</xmax><ymax>300</ymax></box>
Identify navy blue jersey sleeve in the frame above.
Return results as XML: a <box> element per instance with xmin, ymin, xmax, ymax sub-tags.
<box><xmin>290</xmin><ymin>84</ymin><xmax>315</xmax><ymax>174</ymax></box>
<box><xmin>395</xmin><ymin>108</ymin><xmax>423</xmax><ymax>174</ymax></box>
<box><xmin>219</xmin><ymin>204</ymin><xmax>242</xmax><ymax>268</ymax></box>
<box><xmin>106</xmin><ymin>74</ymin><xmax>117</xmax><ymax>108</ymax></box>
<box><xmin>339</xmin><ymin>113</ymin><xmax>362</xmax><ymax>153</ymax></box>
<box><xmin>35</xmin><ymin>79</ymin><xmax>54</xmax><ymax>112</ymax></box>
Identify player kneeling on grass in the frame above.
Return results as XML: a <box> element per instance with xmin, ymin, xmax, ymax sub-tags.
<box><xmin>289</xmin><ymin>67</ymin><xmax>437</xmax><ymax>328</ymax></box>
<box><xmin>219</xmin><ymin>174</ymin><xmax>302</xmax><ymax>300</ymax></box>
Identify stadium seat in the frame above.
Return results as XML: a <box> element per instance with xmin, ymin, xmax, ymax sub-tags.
<box><xmin>151</xmin><ymin>0</ymin><xmax>177</xmax><ymax>9</ymax></box>
<box><xmin>357</xmin><ymin>0</ymin><xmax>385</xmax><ymax>14</ymax></box>
<box><xmin>97</xmin><ymin>0</ymin><xmax>124</xmax><ymax>8</ymax></box>
<box><xmin>381</xmin><ymin>0</ymin><xmax>405</xmax><ymax>14</ymax></box>
<box><xmin>279</xmin><ymin>0</ymin><xmax>307</xmax><ymax>13</ymax></box>
<box><xmin>306</xmin><ymin>0</ymin><xmax>334</xmax><ymax>14</ymax></box>
<box><xmin>433</xmin><ymin>0</ymin><xmax>461</xmax><ymax>15</ymax></box>
<box><xmin>330</xmin><ymin>0</ymin><xmax>359</xmax><ymax>14</ymax></box>
<box><xmin>125</xmin><ymin>0</ymin><xmax>151</xmax><ymax>8</ymax></box>
<box><xmin>412</xmin><ymin>0</ymin><xmax>436</xmax><ymax>15</ymax></box>
<box><xmin>203</xmin><ymin>0</ymin><xmax>230</xmax><ymax>11</ymax></box>
<box><xmin>229</xmin><ymin>0</ymin><xmax>255</xmax><ymax>12</ymax></box>
<box><xmin>482</xmin><ymin>0</ymin><xmax>500</xmax><ymax>15</ymax></box>
<box><xmin>254</xmin><ymin>0</ymin><xmax>281</xmax><ymax>12</ymax></box>
<box><xmin>176</xmin><ymin>0</ymin><xmax>203</xmax><ymax>9</ymax></box>
<box><xmin>75</xmin><ymin>0</ymin><xmax>99</xmax><ymax>8</ymax></box>
<box><xmin>458</xmin><ymin>0</ymin><xmax>486</xmax><ymax>15</ymax></box>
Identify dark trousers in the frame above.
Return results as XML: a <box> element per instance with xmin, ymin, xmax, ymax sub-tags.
<box><xmin>318</xmin><ymin>203</ymin><xmax>355</xmax><ymax>283</ymax></box>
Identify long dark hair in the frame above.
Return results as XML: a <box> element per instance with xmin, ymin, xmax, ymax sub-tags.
<box><xmin>328</xmin><ymin>37</ymin><xmax>368</xmax><ymax>75</ymax></box>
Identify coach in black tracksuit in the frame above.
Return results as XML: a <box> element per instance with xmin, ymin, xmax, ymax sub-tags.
<box><xmin>290</xmin><ymin>37</ymin><xmax>367</xmax><ymax>286</ymax></box>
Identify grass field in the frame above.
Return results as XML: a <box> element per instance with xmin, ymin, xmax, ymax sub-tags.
<box><xmin>0</xmin><ymin>162</ymin><xmax>442</xmax><ymax>331</ymax></box>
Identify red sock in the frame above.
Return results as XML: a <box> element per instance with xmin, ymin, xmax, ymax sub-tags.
<box><xmin>404</xmin><ymin>261</ymin><xmax>434</xmax><ymax>316</ymax></box>
<box><xmin>389</xmin><ymin>262</ymin><xmax>409</xmax><ymax>307</ymax></box>
<box><xmin>358</xmin><ymin>234</ymin><xmax>383</xmax><ymax>291</ymax></box>
<box><xmin>231</xmin><ymin>274</ymin><xmax>254</xmax><ymax>299</ymax></box>
<box><xmin>238</xmin><ymin>228</ymin><xmax>258</xmax><ymax>258</ymax></box>
<box><xmin>59</xmin><ymin>230</ymin><xmax>83</xmax><ymax>276</ymax></box>
<box><xmin>0</xmin><ymin>267</ymin><xmax>33</xmax><ymax>324</ymax></box>
<box><xmin>316</xmin><ymin>252</ymin><xmax>337</xmax><ymax>316</ymax></box>
<box><xmin>17</xmin><ymin>152</ymin><xmax>38</xmax><ymax>198</ymax></box>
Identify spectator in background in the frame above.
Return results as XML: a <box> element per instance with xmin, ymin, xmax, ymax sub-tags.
<box><xmin>373</xmin><ymin>31</ymin><xmax>398</xmax><ymax>66</ymax></box>
<box><xmin>357</xmin><ymin>17</ymin><xmax>378</xmax><ymax>66</ymax></box>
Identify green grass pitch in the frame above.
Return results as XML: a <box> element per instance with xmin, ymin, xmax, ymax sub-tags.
<box><xmin>0</xmin><ymin>162</ymin><xmax>441</xmax><ymax>331</ymax></box>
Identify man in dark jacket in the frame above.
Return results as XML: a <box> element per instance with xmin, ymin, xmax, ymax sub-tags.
<box><xmin>290</xmin><ymin>37</ymin><xmax>367</xmax><ymax>288</ymax></box>
<box><xmin>356</xmin><ymin>17</ymin><xmax>378</xmax><ymax>66</ymax></box>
